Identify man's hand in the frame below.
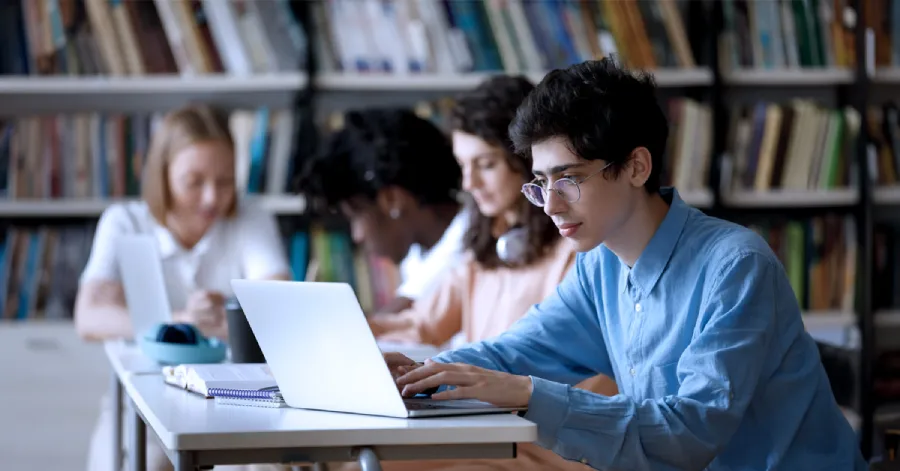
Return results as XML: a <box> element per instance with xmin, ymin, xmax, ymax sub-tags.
<box><xmin>383</xmin><ymin>352</ymin><xmax>420</xmax><ymax>381</ymax></box>
<box><xmin>395</xmin><ymin>359</ymin><xmax>534</xmax><ymax>407</ymax></box>
<box><xmin>174</xmin><ymin>290</ymin><xmax>227</xmax><ymax>337</ymax></box>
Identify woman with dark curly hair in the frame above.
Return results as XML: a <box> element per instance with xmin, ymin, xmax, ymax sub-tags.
<box><xmin>296</xmin><ymin>108</ymin><xmax>469</xmax><ymax>314</ymax></box>
<box><xmin>361</xmin><ymin>75</ymin><xmax>617</xmax><ymax>471</ymax></box>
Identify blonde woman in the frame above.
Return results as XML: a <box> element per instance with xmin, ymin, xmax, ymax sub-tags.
<box><xmin>76</xmin><ymin>105</ymin><xmax>291</xmax><ymax>471</ymax></box>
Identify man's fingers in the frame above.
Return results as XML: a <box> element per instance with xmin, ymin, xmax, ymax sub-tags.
<box><xmin>384</xmin><ymin>352</ymin><xmax>416</xmax><ymax>369</ymax></box>
<box><xmin>400</xmin><ymin>370</ymin><xmax>474</xmax><ymax>397</ymax></box>
<box><xmin>396</xmin><ymin>361</ymin><xmax>449</xmax><ymax>387</ymax></box>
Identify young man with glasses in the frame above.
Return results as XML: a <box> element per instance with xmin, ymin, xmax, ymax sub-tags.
<box><xmin>388</xmin><ymin>58</ymin><xmax>867</xmax><ymax>470</ymax></box>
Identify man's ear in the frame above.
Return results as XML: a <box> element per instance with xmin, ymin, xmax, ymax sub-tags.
<box><xmin>628</xmin><ymin>147</ymin><xmax>653</xmax><ymax>188</ymax></box>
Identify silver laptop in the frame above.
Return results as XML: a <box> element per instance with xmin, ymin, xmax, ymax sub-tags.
<box><xmin>116</xmin><ymin>235</ymin><xmax>172</xmax><ymax>338</ymax></box>
<box><xmin>230</xmin><ymin>279</ymin><xmax>525</xmax><ymax>418</ymax></box>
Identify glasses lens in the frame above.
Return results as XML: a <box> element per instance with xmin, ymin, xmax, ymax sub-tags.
<box><xmin>521</xmin><ymin>184</ymin><xmax>545</xmax><ymax>206</ymax></box>
<box><xmin>555</xmin><ymin>179</ymin><xmax>581</xmax><ymax>202</ymax></box>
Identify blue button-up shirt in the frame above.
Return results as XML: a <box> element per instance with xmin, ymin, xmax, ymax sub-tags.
<box><xmin>434</xmin><ymin>188</ymin><xmax>866</xmax><ymax>470</ymax></box>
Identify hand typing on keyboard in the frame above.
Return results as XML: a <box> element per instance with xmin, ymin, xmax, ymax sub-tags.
<box><xmin>383</xmin><ymin>352</ymin><xmax>442</xmax><ymax>396</ymax></box>
<box><xmin>395</xmin><ymin>359</ymin><xmax>534</xmax><ymax>408</ymax></box>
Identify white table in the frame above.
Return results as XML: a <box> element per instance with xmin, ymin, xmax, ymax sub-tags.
<box><xmin>105</xmin><ymin>340</ymin><xmax>167</xmax><ymax>471</ymax></box>
<box><xmin>103</xmin><ymin>337</ymin><xmax>445</xmax><ymax>467</ymax></box>
<box><xmin>122</xmin><ymin>374</ymin><xmax>537</xmax><ymax>471</ymax></box>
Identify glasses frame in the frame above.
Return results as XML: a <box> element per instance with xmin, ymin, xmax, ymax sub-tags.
<box><xmin>521</xmin><ymin>161</ymin><xmax>614</xmax><ymax>207</ymax></box>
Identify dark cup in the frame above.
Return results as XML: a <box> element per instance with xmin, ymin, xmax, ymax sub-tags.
<box><xmin>225</xmin><ymin>297</ymin><xmax>266</xmax><ymax>364</ymax></box>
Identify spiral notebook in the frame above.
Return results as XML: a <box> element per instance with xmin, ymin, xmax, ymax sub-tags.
<box><xmin>214</xmin><ymin>394</ymin><xmax>287</xmax><ymax>408</ymax></box>
<box><xmin>162</xmin><ymin>363</ymin><xmax>277</xmax><ymax>398</ymax></box>
<box><xmin>208</xmin><ymin>385</ymin><xmax>281</xmax><ymax>400</ymax></box>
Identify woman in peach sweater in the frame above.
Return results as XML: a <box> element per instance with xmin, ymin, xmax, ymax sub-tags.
<box><xmin>361</xmin><ymin>75</ymin><xmax>617</xmax><ymax>471</ymax></box>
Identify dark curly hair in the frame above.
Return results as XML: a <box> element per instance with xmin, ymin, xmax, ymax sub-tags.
<box><xmin>450</xmin><ymin>75</ymin><xmax>560</xmax><ymax>269</ymax></box>
<box><xmin>509</xmin><ymin>58</ymin><xmax>666</xmax><ymax>194</ymax></box>
<box><xmin>296</xmin><ymin>108</ymin><xmax>461</xmax><ymax>211</ymax></box>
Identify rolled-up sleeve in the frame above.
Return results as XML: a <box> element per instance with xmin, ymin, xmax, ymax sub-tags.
<box><xmin>519</xmin><ymin>252</ymin><xmax>778</xmax><ymax>470</ymax></box>
<box><xmin>79</xmin><ymin>205</ymin><xmax>131</xmax><ymax>284</ymax></box>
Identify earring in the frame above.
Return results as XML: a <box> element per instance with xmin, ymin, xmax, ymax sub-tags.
<box><xmin>389</xmin><ymin>208</ymin><xmax>401</xmax><ymax>219</ymax></box>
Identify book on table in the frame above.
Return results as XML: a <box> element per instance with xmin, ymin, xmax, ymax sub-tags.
<box><xmin>161</xmin><ymin>363</ymin><xmax>278</xmax><ymax>398</ymax></box>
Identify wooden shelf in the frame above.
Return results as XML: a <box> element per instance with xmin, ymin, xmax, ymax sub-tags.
<box><xmin>875</xmin><ymin>310</ymin><xmax>900</xmax><ymax>327</ymax></box>
<box><xmin>679</xmin><ymin>188</ymin><xmax>714</xmax><ymax>208</ymax></box>
<box><xmin>874</xmin><ymin>186</ymin><xmax>900</xmax><ymax>205</ymax></box>
<box><xmin>802</xmin><ymin>311</ymin><xmax>857</xmax><ymax>330</ymax></box>
<box><xmin>871</xmin><ymin>68</ymin><xmax>900</xmax><ymax>83</ymax></box>
<box><xmin>721</xmin><ymin>188</ymin><xmax>859</xmax><ymax>208</ymax></box>
<box><xmin>0</xmin><ymin>73</ymin><xmax>309</xmax><ymax>94</ymax></box>
<box><xmin>315</xmin><ymin>67</ymin><xmax>713</xmax><ymax>91</ymax></box>
<box><xmin>720</xmin><ymin>68</ymin><xmax>854</xmax><ymax>85</ymax></box>
<box><xmin>0</xmin><ymin>195</ymin><xmax>305</xmax><ymax>217</ymax></box>
<box><xmin>0</xmin><ymin>73</ymin><xmax>309</xmax><ymax>114</ymax></box>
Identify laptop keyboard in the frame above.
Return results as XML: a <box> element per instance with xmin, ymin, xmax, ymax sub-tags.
<box><xmin>404</xmin><ymin>400</ymin><xmax>449</xmax><ymax>410</ymax></box>
<box><xmin>403</xmin><ymin>398</ymin><xmax>496</xmax><ymax>410</ymax></box>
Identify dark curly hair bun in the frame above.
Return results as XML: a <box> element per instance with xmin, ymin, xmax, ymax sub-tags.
<box><xmin>296</xmin><ymin>107</ymin><xmax>461</xmax><ymax>210</ymax></box>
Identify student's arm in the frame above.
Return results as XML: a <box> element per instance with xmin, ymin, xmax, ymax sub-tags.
<box><xmin>369</xmin><ymin>264</ymin><xmax>465</xmax><ymax>346</ymax></box>
<box><xmin>429</xmin><ymin>253</ymin><xmax>612</xmax><ymax>384</ymax></box>
<box><xmin>444</xmin><ymin>251</ymin><xmax>779</xmax><ymax>470</ymax></box>
<box><xmin>239</xmin><ymin>208</ymin><xmax>292</xmax><ymax>280</ymax></box>
<box><xmin>373</xmin><ymin>296</ymin><xmax>414</xmax><ymax>315</ymax></box>
<box><xmin>74</xmin><ymin>207</ymin><xmax>134</xmax><ymax>341</ymax></box>
<box><xmin>74</xmin><ymin>281</ymin><xmax>133</xmax><ymax>341</ymax></box>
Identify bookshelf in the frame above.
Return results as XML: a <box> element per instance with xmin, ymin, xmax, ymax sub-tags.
<box><xmin>0</xmin><ymin>0</ymin><xmax>894</xmax><ymax>460</ymax></box>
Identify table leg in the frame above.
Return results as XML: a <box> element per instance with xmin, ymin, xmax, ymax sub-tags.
<box><xmin>357</xmin><ymin>448</ymin><xmax>382</xmax><ymax>471</ymax></box>
<box><xmin>130</xmin><ymin>400</ymin><xmax>146</xmax><ymax>471</ymax></box>
<box><xmin>112</xmin><ymin>372</ymin><xmax>123</xmax><ymax>471</ymax></box>
<box><xmin>173</xmin><ymin>451</ymin><xmax>196</xmax><ymax>471</ymax></box>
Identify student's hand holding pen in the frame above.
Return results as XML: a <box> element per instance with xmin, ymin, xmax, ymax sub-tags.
<box><xmin>174</xmin><ymin>290</ymin><xmax>227</xmax><ymax>338</ymax></box>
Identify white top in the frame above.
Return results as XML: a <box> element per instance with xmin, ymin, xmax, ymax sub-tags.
<box><xmin>123</xmin><ymin>374</ymin><xmax>537</xmax><ymax>451</ymax></box>
<box><xmin>80</xmin><ymin>200</ymin><xmax>291</xmax><ymax>310</ymax></box>
<box><xmin>396</xmin><ymin>209</ymin><xmax>468</xmax><ymax>300</ymax></box>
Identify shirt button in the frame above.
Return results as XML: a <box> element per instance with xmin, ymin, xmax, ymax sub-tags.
<box><xmin>580</xmin><ymin>458</ymin><xmax>589</xmax><ymax>465</ymax></box>
<box><xmin>635</xmin><ymin>303</ymin><xmax>642</xmax><ymax>312</ymax></box>
<box><xmin>630</xmin><ymin>368</ymin><xmax>636</xmax><ymax>376</ymax></box>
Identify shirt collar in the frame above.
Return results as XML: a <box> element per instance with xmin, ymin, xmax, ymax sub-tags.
<box><xmin>151</xmin><ymin>217</ymin><xmax>220</xmax><ymax>259</ymax></box>
<box><xmin>622</xmin><ymin>187</ymin><xmax>690</xmax><ymax>297</ymax></box>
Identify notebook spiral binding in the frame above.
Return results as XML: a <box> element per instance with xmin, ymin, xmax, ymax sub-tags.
<box><xmin>207</xmin><ymin>386</ymin><xmax>282</xmax><ymax>400</ymax></box>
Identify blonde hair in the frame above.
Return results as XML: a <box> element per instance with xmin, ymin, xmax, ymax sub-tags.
<box><xmin>142</xmin><ymin>104</ymin><xmax>237</xmax><ymax>223</ymax></box>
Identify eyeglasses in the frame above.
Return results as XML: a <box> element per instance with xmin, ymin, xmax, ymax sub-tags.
<box><xmin>521</xmin><ymin>161</ymin><xmax>613</xmax><ymax>207</ymax></box>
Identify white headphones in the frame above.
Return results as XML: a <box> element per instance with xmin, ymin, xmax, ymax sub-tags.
<box><xmin>495</xmin><ymin>226</ymin><xmax>529</xmax><ymax>265</ymax></box>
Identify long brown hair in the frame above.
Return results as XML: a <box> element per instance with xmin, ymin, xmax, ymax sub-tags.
<box><xmin>450</xmin><ymin>75</ymin><xmax>560</xmax><ymax>269</ymax></box>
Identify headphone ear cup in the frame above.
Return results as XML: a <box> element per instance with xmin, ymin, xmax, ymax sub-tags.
<box><xmin>155</xmin><ymin>323</ymin><xmax>201</xmax><ymax>345</ymax></box>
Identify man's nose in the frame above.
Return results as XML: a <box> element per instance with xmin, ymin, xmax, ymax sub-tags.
<box><xmin>543</xmin><ymin>189</ymin><xmax>567</xmax><ymax>216</ymax></box>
